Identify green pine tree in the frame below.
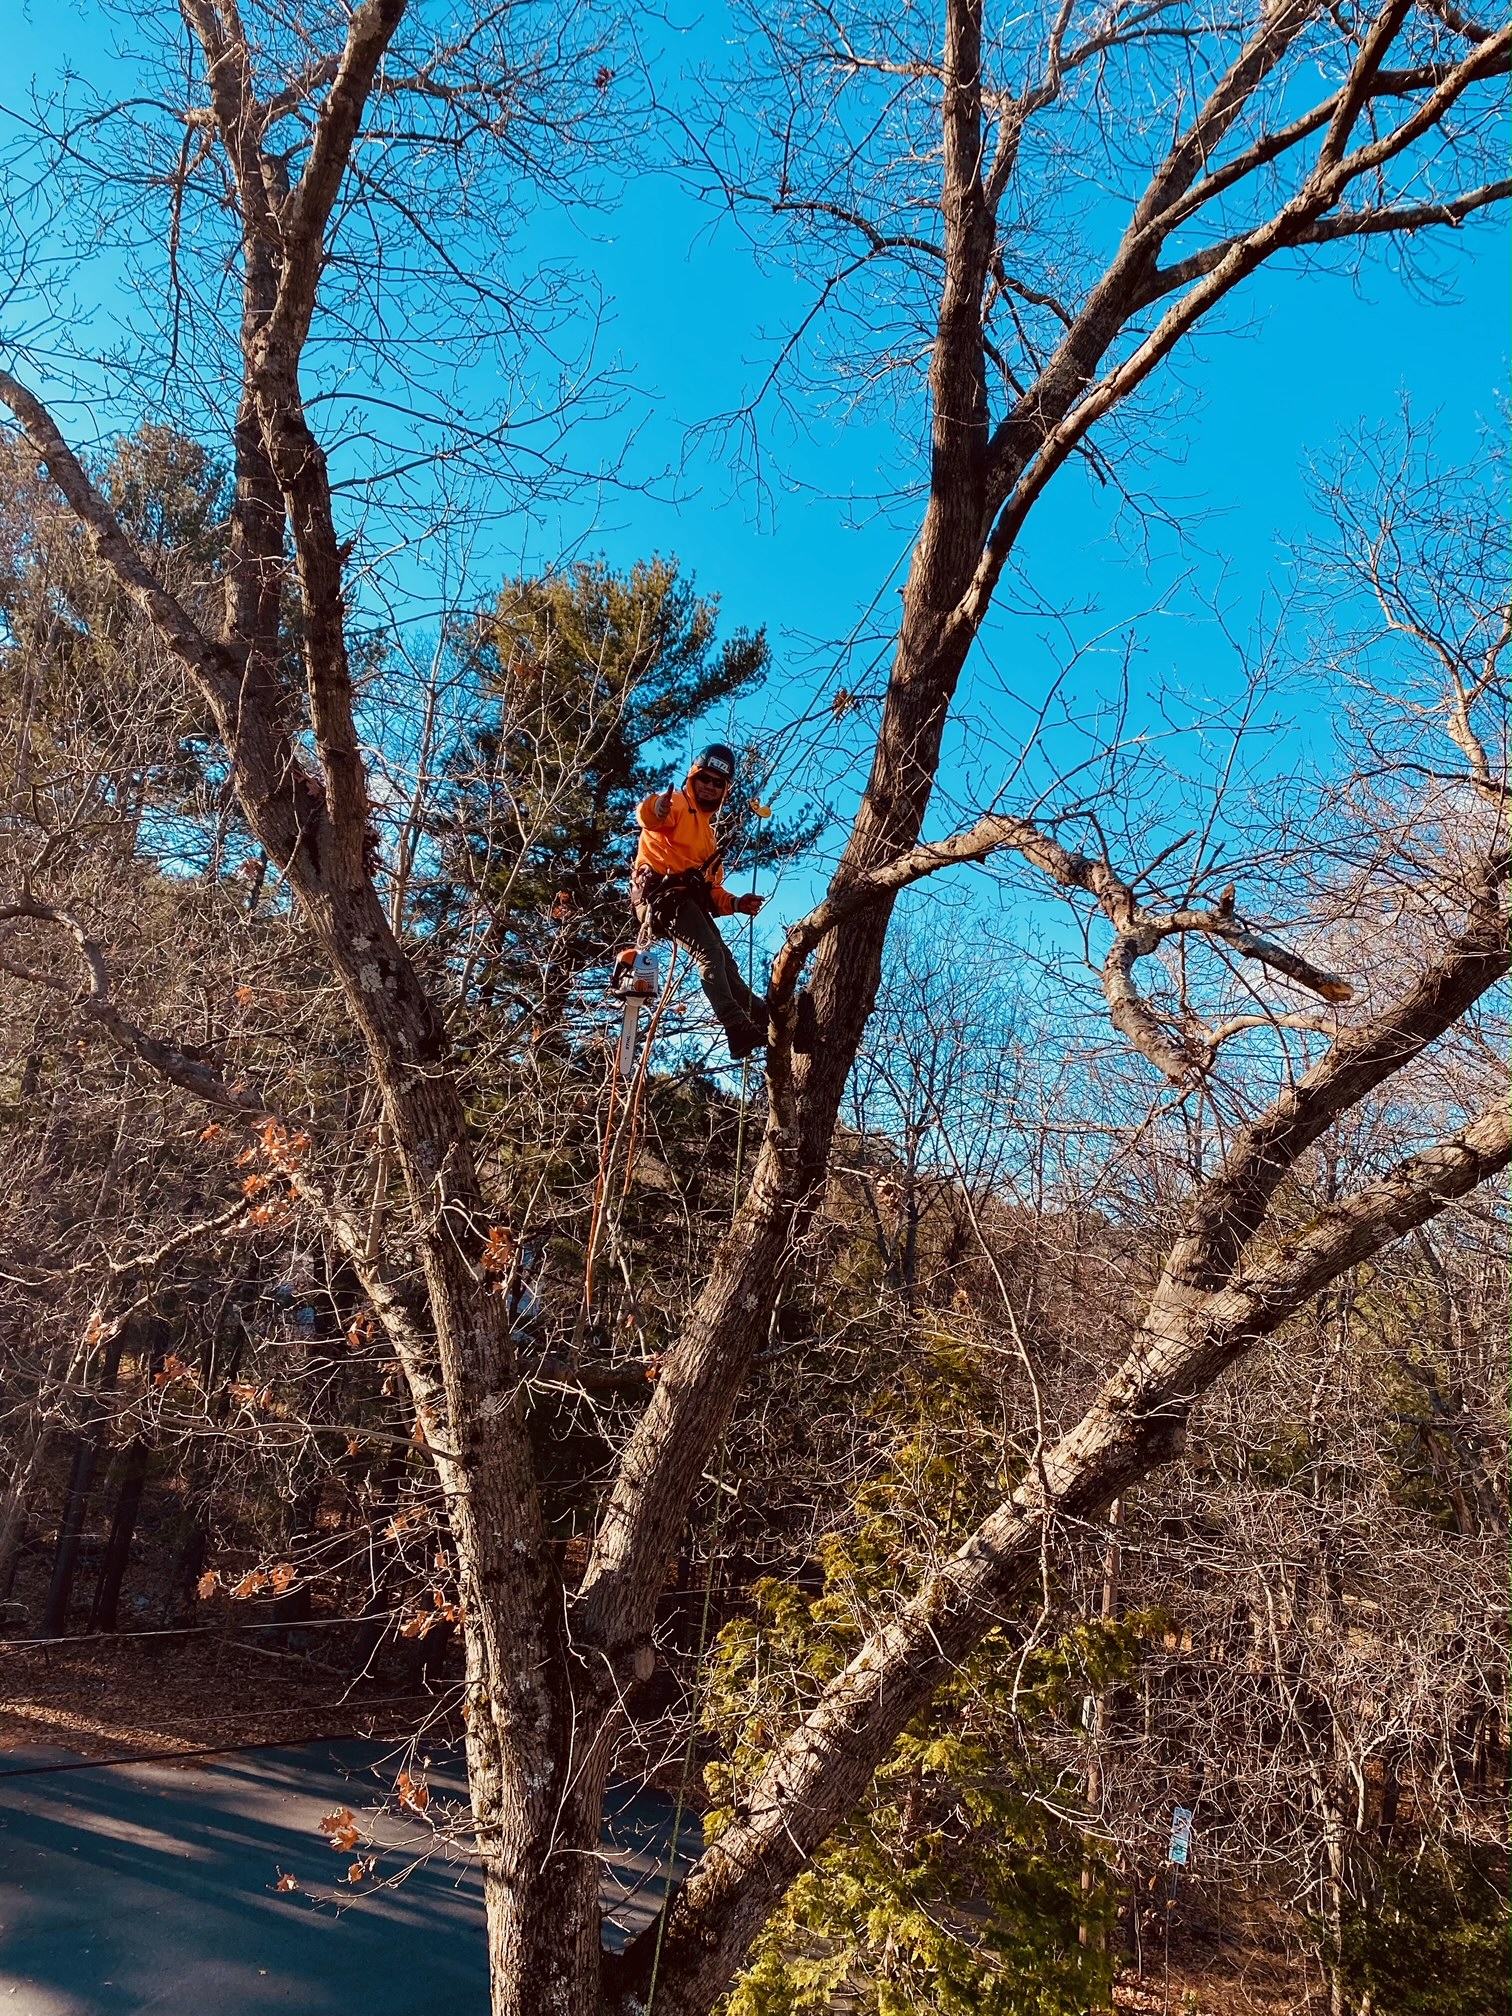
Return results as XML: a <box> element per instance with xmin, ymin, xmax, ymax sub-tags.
<box><xmin>444</xmin><ymin>556</ymin><xmax>808</xmax><ymax>1020</ymax></box>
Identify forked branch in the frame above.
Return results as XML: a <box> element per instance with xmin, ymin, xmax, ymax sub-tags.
<box><xmin>771</xmin><ymin>809</ymin><xmax>1352</xmax><ymax>1081</ymax></box>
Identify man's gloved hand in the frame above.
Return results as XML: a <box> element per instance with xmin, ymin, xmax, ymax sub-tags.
<box><xmin>733</xmin><ymin>893</ymin><xmax>763</xmax><ymax>917</ymax></box>
<box><xmin>651</xmin><ymin>788</ymin><xmax>675</xmax><ymax>823</ymax></box>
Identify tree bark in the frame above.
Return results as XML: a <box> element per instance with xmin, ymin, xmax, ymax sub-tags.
<box><xmin>0</xmin><ymin>2</ymin><xmax>1505</xmax><ymax>2010</ymax></box>
<box><xmin>40</xmin><ymin>1323</ymin><xmax>126</xmax><ymax>1638</ymax></box>
<box><xmin>89</xmin><ymin>1435</ymin><xmax>151</xmax><ymax>1633</ymax></box>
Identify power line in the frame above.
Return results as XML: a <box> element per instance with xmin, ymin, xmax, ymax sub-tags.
<box><xmin>0</xmin><ymin>1613</ymin><xmax>391</xmax><ymax>1652</ymax></box>
<box><xmin>0</xmin><ymin>1702</ymin><xmax>436</xmax><ymax>1779</ymax></box>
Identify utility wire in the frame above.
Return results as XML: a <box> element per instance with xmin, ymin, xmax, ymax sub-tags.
<box><xmin>0</xmin><ymin>1702</ymin><xmax>429</xmax><ymax>1779</ymax></box>
<box><xmin>1</xmin><ymin>1614</ymin><xmax>389</xmax><ymax>1651</ymax></box>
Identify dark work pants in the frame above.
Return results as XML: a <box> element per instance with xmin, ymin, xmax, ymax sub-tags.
<box><xmin>637</xmin><ymin>895</ymin><xmax>763</xmax><ymax>1030</ymax></box>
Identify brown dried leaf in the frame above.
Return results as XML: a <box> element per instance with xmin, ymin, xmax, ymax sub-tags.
<box><xmin>479</xmin><ymin>1225</ymin><xmax>516</xmax><ymax>1276</ymax></box>
<box><xmin>396</xmin><ymin>1770</ymin><xmax>429</xmax><ymax>1814</ymax></box>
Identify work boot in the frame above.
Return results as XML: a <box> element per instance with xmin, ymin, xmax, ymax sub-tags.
<box><xmin>725</xmin><ymin>1016</ymin><xmax>768</xmax><ymax>1061</ymax></box>
<box><xmin>793</xmin><ymin>990</ymin><xmax>818</xmax><ymax>1055</ymax></box>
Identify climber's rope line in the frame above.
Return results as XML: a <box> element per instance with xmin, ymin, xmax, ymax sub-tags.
<box><xmin>581</xmin><ymin>1000</ymin><xmax>636</xmax><ymax>1319</ymax></box>
<box><xmin>619</xmin><ymin>945</ymin><xmax>681</xmax><ymax>1200</ymax></box>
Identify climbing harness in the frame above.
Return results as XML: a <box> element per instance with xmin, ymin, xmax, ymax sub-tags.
<box><xmin>629</xmin><ymin>858</ymin><xmax>723</xmax><ymax>936</ymax></box>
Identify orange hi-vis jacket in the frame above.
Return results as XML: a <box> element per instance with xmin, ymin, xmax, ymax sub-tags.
<box><xmin>633</xmin><ymin>773</ymin><xmax>735</xmax><ymax>916</ymax></box>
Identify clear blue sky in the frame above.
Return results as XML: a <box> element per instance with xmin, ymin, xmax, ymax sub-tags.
<box><xmin>6</xmin><ymin>2</ymin><xmax>1508</xmax><ymax>887</ymax></box>
<box><xmin>564</xmin><ymin>168</ymin><xmax>1506</xmax><ymax>652</ymax></box>
<box><xmin>518</xmin><ymin>103</ymin><xmax>1505</xmax><ymax>923</ymax></box>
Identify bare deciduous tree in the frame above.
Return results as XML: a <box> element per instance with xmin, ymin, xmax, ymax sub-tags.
<box><xmin>0</xmin><ymin>3</ymin><xmax>1505</xmax><ymax>2013</ymax></box>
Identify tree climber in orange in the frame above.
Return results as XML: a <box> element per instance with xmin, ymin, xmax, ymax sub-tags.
<box><xmin>631</xmin><ymin>743</ymin><xmax>786</xmax><ymax>1061</ymax></box>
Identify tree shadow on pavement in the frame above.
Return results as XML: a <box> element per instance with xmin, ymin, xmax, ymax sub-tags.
<box><xmin>0</xmin><ymin>1740</ymin><xmax>692</xmax><ymax>2014</ymax></box>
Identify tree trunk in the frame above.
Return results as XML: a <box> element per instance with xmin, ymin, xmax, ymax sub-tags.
<box><xmin>1323</xmin><ymin>1795</ymin><xmax>1348</xmax><ymax>2016</ymax></box>
<box><xmin>0</xmin><ymin>1435</ymin><xmax>45</xmax><ymax>1600</ymax></box>
<box><xmin>89</xmin><ymin>1436</ymin><xmax>151</xmax><ymax>1632</ymax></box>
<box><xmin>464</xmin><ymin>1652</ymin><xmax>613</xmax><ymax>2016</ymax></box>
<box><xmin>41</xmin><ymin>1319</ymin><xmax>131</xmax><ymax>1636</ymax></box>
<box><xmin>41</xmin><ymin>1430</ymin><xmax>104</xmax><ymax>1638</ymax></box>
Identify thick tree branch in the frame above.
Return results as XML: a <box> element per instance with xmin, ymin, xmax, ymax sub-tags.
<box><xmin>969</xmin><ymin>20</ymin><xmax>1511</xmax><ymax>629</ymax></box>
<box><xmin>1145</xmin><ymin>177</ymin><xmax>1512</xmax><ymax>300</ymax></box>
<box><xmin>608</xmin><ymin>1100</ymin><xmax>1509</xmax><ymax>2016</ymax></box>
<box><xmin>0</xmin><ymin>897</ymin><xmax>448</xmax><ymax>1425</ymax></box>
<box><xmin>0</xmin><ymin>370</ymin><xmax>329</xmax><ymax>878</ymax></box>
<box><xmin>770</xmin><ymin>810</ymin><xmax>1352</xmax><ymax>1082</ymax></box>
<box><xmin>265</xmin><ymin>0</ymin><xmax>409</xmax><ymax>358</ymax></box>
<box><xmin>180</xmin><ymin>1</ymin><xmax>407</xmax><ymax>876</ymax></box>
<box><xmin>0</xmin><ymin>375</ymin><xmax>238</xmax><ymax>712</ymax></box>
<box><xmin>0</xmin><ymin>898</ymin><xmax>268</xmax><ymax>1113</ymax></box>
<box><xmin>1151</xmin><ymin>848</ymin><xmax>1508</xmax><ymax>1302</ymax></box>
<box><xmin>1152</xmin><ymin>60</ymin><xmax>1470</xmax><ymax>240</ymax></box>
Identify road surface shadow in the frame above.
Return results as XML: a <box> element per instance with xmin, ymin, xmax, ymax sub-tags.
<box><xmin>0</xmin><ymin>1740</ymin><xmax>698</xmax><ymax>2014</ymax></box>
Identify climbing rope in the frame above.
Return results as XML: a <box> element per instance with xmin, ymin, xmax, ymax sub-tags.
<box><xmin>619</xmin><ymin>943</ymin><xmax>681</xmax><ymax>1199</ymax></box>
<box><xmin>581</xmin><ymin>1038</ymin><xmax>627</xmax><ymax>1321</ymax></box>
<box><xmin>730</xmin><ymin>907</ymin><xmax>758</xmax><ymax>1221</ymax></box>
<box><xmin>582</xmin><ymin>945</ymin><xmax>680</xmax><ymax>1321</ymax></box>
<box><xmin>645</xmin><ymin>879</ymin><xmax>763</xmax><ymax>2007</ymax></box>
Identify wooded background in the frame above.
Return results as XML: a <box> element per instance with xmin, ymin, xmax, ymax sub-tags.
<box><xmin>0</xmin><ymin>4</ymin><xmax>1506</xmax><ymax>2014</ymax></box>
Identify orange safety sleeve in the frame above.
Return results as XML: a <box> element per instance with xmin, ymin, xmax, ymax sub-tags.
<box><xmin>636</xmin><ymin>790</ymin><xmax>677</xmax><ymax>834</ymax></box>
<box><xmin>634</xmin><ymin>788</ymin><xmax>734</xmax><ymax>914</ymax></box>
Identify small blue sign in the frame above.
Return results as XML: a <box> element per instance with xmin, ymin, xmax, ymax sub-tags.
<box><xmin>1168</xmin><ymin>1806</ymin><xmax>1194</xmax><ymax>1866</ymax></box>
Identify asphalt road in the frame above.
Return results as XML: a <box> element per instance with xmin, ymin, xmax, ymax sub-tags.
<box><xmin>0</xmin><ymin>1740</ymin><xmax>693</xmax><ymax>2014</ymax></box>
